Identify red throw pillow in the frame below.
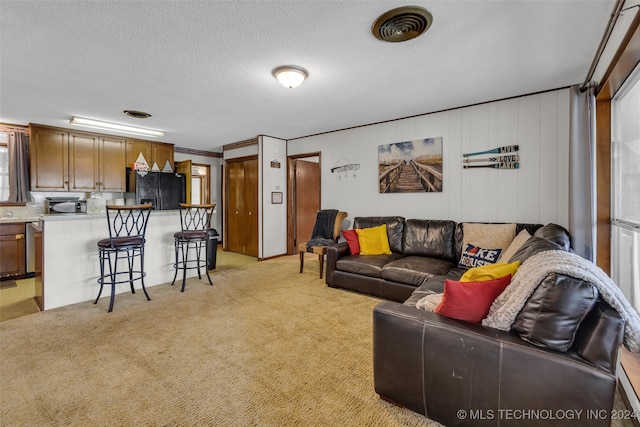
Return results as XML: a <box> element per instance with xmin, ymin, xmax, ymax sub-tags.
<box><xmin>435</xmin><ymin>275</ymin><xmax>512</xmax><ymax>323</ymax></box>
<box><xmin>342</xmin><ymin>229</ymin><xmax>360</xmax><ymax>255</ymax></box>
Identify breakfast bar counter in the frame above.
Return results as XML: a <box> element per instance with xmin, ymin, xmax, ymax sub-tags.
<box><xmin>40</xmin><ymin>211</ymin><xmax>194</xmax><ymax>310</ymax></box>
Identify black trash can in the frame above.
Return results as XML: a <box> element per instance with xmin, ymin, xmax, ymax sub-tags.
<box><xmin>207</xmin><ymin>229</ymin><xmax>219</xmax><ymax>270</ymax></box>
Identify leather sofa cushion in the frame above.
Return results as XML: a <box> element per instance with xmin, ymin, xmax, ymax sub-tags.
<box><xmin>403</xmin><ymin>268</ymin><xmax>466</xmax><ymax>307</ymax></box>
<box><xmin>353</xmin><ymin>216</ymin><xmax>405</xmax><ymax>254</ymax></box>
<box><xmin>573</xmin><ymin>299</ymin><xmax>624</xmax><ymax>373</ymax></box>
<box><xmin>533</xmin><ymin>223</ymin><xmax>571</xmax><ymax>250</ymax></box>
<box><xmin>403</xmin><ymin>219</ymin><xmax>456</xmax><ymax>261</ymax></box>
<box><xmin>507</xmin><ymin>236</ymin><xmax>564</xmax><ymax>264</ymax></box>
<box><xmin>382</xmin><ymin>256</ymin><xmax>454</xmax><ymax>286</ymax></box>
<box><xmin>512</xmin><ymin>273</ymin><xmax>599</xmax><ymax>352</ymax></box>
<box><xmin>336</xmin><ymin>253</ymin><xmax>403</xmax><ymax>279</ymax></box>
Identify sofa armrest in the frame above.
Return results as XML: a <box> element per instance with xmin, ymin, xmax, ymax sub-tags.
<box><xmin>325</xmin><ymin>242</ymin><xmax>349</xmax><ymax>286</ymax></box>
<box><xmin>373</xmin><ymin>301</ymin><xmax>617</xmax><ymax>427</ymax></box>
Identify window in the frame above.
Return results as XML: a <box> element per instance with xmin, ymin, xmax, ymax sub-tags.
<box><xmin>0</xmin><ymin>132</ymin><xmax>8</xmax><ymax>201</ymax></box>
<box><xmin>191</xmin><ymin>164</ymin><xmax>210</xmax><ymax>204</ymax></box>
<box><xmin>612</xmin><ymin>64</ymin><xmax>640</xmax><ymax>226</ymax></box>
<box><xmin>611</xmin><ymin>62</ymin><xmax>640</xmax><ymax>311</ymax></box>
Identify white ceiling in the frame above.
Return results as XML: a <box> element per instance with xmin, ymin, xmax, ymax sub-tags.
<box><xmin>0</xmin><ymin>0</ymin><xmax>615</xmax><ymax>152</ymax></box>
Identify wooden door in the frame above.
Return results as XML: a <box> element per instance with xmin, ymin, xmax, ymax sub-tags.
<box><xmin>99</xmin><ymin>136</ymin><xmax>126</xmax><ymax>192</ymax></box>
<box><xmin>175</xmin><ymin>160</ymin><xmax>192</xmax><ymax>204</ymax></box>
<box><xmin>29</xmin><ymin>126</ymin><xmax>68</xmax><ymax>191</ymax></box>
<box><xmin>226</xmin><ymin>158</ymin><xmax>258</xmax><ymax>256</ymax></box>
<box><xmin>294</xmin><ymin>159</ymin><xmax>320</xmax><ymax>251</ymax></box>
<box><xmin>226</xmin><ymin>161</ymin><xmax>244</xmax><ymax>254</ymax></box>
<box><xmin>243</xmin><ymin>159</ymin><xmax>258</xmax><ymax>257</ymax></box>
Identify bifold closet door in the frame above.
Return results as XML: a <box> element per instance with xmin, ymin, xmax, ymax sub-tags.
<box><xmin>226</xmin><ymin>158</ymin><xmax>258</xmax><ymax>257</ymax></box>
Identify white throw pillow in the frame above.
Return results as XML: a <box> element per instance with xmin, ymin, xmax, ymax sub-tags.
<box><xmin>497</xmin><ymin>229</ymin><xmax>532</xmax><ymax>263</ymax></box>
<box><xmin>462</xmin><ymin>223</ymin><xmax>516</xmax><ymax>257</ymax></box>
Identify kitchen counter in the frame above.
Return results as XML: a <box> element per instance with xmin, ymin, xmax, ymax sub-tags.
<box><xmin>39</xmin><ymin>210</ymin><xmax>200</xmax><ymax>310</ymax></box>
<box><xmin>0</xmin><ymin>210</ymin><xmax>178</xmax><ymax>223</ymax></box>
<box><xmin>0</xmin><ymin>215</ymin><xmax>41</xmax><ymax>224</ymax></box>
<box><xmin>39</xmin><ymin>210</ymin><xmax>181</xmax><ymax>221</ymax></box>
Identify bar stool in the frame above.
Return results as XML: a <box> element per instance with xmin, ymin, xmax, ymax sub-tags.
<box><xmin>94</xmin><ymin>204</ymin><xmax>153</xmax><ymax>312</ymax></box>
<box><xmin>171</xmin><ymin>203</ymin><xmax>216</xmax><ymax>292</ymax></box>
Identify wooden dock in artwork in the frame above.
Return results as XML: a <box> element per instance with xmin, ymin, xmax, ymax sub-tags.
<box><xmin>379</xmin><ymin>160</ymin><xmax>442</xmax><ymax>193</ymax></box>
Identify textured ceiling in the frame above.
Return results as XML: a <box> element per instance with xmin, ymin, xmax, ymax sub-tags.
<box><xmin>0</xmin><ymin>1</ymin><xmax>614</xmax><ymax>152</ymax></box>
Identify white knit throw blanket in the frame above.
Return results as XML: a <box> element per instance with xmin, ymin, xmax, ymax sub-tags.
<box><xmin>481</xmin><ymin>250</ymin><xmax>640</xmax><ymax>353</ymax></box>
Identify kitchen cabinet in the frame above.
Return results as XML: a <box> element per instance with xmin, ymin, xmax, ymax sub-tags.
<box><xmin>29</xmin><ymin>126</ymin><xmax>68</xmax><ymax>191</ymax></box>
<box><xmin>152</xmin><ymin>142</ymin><xmax>174</xmax><ymax>170</ymax></box>
<box><xmin>126</xmin><ymin>139</ymin><xmax>174</xmax><ymax>171</ymax></box>
<box><xmin>99</xmin><ymin>136</ymin><xmax>127</xmax><ymax>191</ymax></box>
<box><xmin>125</xmin><ymin>139</ymin><xmax>152</xmax><ymax>167</ymax></box>
<box><xmin>0</xmin><ymin>223</ymin><xmax>26</xmax><ymax>279</ymax></box>
<box><xmin>29</xmin><ymin>125</ymin><xmax>126</xmax><ymax>192</ymax></box>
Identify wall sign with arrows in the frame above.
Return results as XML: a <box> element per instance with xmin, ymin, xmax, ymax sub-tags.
<box><xmin>463</xmin><ymin>145</ymin><xmax>519</xmax><ymax>169</ymax></box>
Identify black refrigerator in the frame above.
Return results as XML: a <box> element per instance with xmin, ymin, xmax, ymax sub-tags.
<box><xmin>127</xmin><ymin>169</ymin><xmax>186</xmax><ymax>210</ymax></box>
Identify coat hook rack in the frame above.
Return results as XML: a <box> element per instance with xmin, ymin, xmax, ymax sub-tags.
<box><xmin>331</xmin><ymin>158</ymin><xmax>360</xmax><ymax>179</ymax></box>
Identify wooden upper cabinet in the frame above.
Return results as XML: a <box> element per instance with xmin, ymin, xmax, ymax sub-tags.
<box><xmin>68</xmin><ymin>132</ymin><xmax>100</xmax><ymax>191</ymax></box>
<box><xmin>152</xmin><ymin>142</ymin><xmax>174</xmax><ymax>171</ymax></box>
<box><xmin>125</xmin><ymin>139</ymin><xmax>174</xmax><ymax>171</ymax></box>
<box><xmin>29</xmin><ymin>124</ymin><xmax>127</xmax><ymax>192</ymax></box>
<box><xmin>125</xmin><ymin>139</ymin><xmax>152</xmax><ymax>167</ymax></box>
<box><xmin>30</xmin><ymin>126</ymin><xmax>69</xmax><ymax>191</ymax></box>
<box><xmin>28</xmin><ymin>125</ymin><xmax>171</xmax><ymax>192</ymax></box>
<box><xmin>99</xmin><ymin>136</ymin><xmax>126</xmax><ymax>192</ymax></box>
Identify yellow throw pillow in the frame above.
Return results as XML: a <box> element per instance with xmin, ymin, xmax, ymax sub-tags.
<box><xmin>356</xmin><ymin>224</ymin><xmax>392</xmax><ymax>255</ymax></box>
<box><xmin>460</xmin><ymin>261</ymin><xmax>522</xmax><ymax>282</ymax></box>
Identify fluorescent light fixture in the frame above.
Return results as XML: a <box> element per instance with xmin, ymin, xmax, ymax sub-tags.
<box><xmin>272</xmin><ymin>66</ymin><xmax>308</xmax><ymax>89</ymax></box>
<box><xmin>70</xmin><ymin>116</ymin><xmax>164</xmax><ymax>137</ymax></box>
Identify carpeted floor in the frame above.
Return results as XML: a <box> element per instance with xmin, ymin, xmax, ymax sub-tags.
<box><xmin>0</xmin><ymin>255</ymin><xmax>440</xmax><ymax>426</ymax></box>
<box><xmin>0</xmin><ymin>254</ymin><xmax>632</xmax><ymax>426</ymax></box>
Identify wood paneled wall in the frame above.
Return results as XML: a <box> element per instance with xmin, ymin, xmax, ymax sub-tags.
<box><xmin>288</xmin><ymin>89</ymin><xmax>570</xmax><ymax>228</ymax></box>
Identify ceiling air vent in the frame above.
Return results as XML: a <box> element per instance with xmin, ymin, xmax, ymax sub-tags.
<box><xmin>123</xmin><ymin>110</ymin><xmax>152</xmax><ymax>119</ymax></box>
<box><xmin>372</xmin><ymin>6</ymin><xmax>433</xmax><ymax>43</ymax></box>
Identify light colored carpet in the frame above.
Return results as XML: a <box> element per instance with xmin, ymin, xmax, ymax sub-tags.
<box><xmin>0</xmin><ymin>255</ymin><xmax>440</xmax><ymax>426</ymax></box>
<box><xmin>0</xmin><ymin>254</ymin><xmax>633</xmax><ymax>426</ymax></box>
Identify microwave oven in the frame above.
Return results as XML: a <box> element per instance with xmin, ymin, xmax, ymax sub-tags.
<box><xmin>45</xmin><ymin>197</ymin><xmax>87</xmax><ymax>214</ymax></box>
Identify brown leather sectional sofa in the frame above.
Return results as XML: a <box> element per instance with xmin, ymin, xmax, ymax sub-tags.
<box><xmin>325</xmin><ymin>216</ymin><xmax>625</xmax><ymax>426</ymax></box>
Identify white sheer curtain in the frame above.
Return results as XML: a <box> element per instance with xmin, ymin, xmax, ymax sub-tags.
<box><xmin>569</xmin><ymin>84</ymin><xmax>596</xmax><ymax>261</ymax></box>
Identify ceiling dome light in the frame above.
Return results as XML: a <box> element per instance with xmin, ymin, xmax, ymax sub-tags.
<box><xmin>272</xmin><ymin>66</ymin><xmax>308</xmax><ymax>89</ymax></box>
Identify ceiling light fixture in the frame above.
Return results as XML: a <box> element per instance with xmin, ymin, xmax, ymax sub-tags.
<box><xmin>70</xmin><ymin>116</ymin><xmax>164</xmax><ymax>137</ymax></box>
<box><xmin>272</xmin><ymin>66</ymin><xmax>308</xmax><ymax>89</ymax></box>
